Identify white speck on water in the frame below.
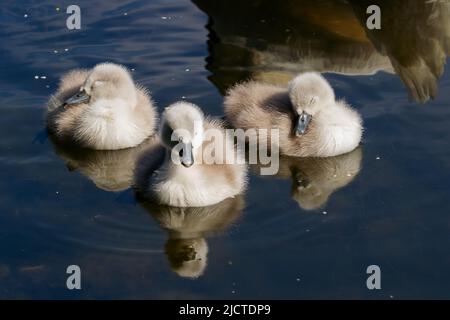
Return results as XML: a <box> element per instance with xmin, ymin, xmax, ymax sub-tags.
<box><xmin>55</xmin><ymin>191</ymin><xmax>59</xmax><ymax>195</ymax></box>
<box><xmin>185</xmin><ymin>68</ymin><xmax>190</xmax><ymax>72</ymax></box>
<box><xmin>228</xmin><ymin>260</ymin><xmax>233</xmax><ymax>266</ymax></box>
<box><xmin>124</xmin><ymin>12</ymin><xmax>128</xmax><ymax>16</ymax></box>
<box><xmin>56</xmin><ymin>7</ymin><xmax>60</xmax><ymax>12</ymax></box>
<box><xmin>40</xmin><ymin>76</ymin><xmax>46</xmax><ymax>79</ymax></box>
<box><xmin>53</xmin><ymin>50</ymin><xmax>58</xmax><ymax>54</ymax></box>
<box><xmin>306</xmin><ymin>229</ymin><xmax>310</xmax><ymax>232</ymax></box>
<box><xmin>46</xmin><ymin>85</ymin><xmax>50</xmax><ymax>88</ymax></box>
<box><xmin>296</xmin><ymin>278</ymin><xmax>301</xmax><ymax>282</ymax></box>
<box><xmin>24</xmin><ymin>14</ymin><xmax>28</xmax><ymax>18</ymax></box>
<box><xmin>322</xmin><ymin>211</ymin><xmax>327</xmax><ymax>215</ymax></box>
<box><xmin>376</xmin><ymin>156</ymin><xmax>381</xmax><ymax>160</ymax></box>
<box><xmin>34</xmin><ymin>76</ymin><xmax>39</xmax><ymax>79</ymax></box>
<box><xmin>131</xmin><ymin>68</ymin><xmax>135</xmax><ymax>71</ymax></box>
<box><xmin>389</xmin><ymin>295</ymin><xmax>394</xmax><ymax>299</ymax></box>
<box><xmin>64</xmin><ymin>48</ymin><xmax>69</xmax><ymax>52</ymax></box>
<box><xmin>161</xmin><ymin>16</ymin><xmax>168</xmax><ymax>20</ymax></box>
<box><xmin>181</xmin><ymin>96</ymin><xmax>186</xmax><ymax>99</ymax></box>
<box><xmin>231</xmin><ymin>290</ymin><xmax>236</xmax><ymax>294</ymax></box>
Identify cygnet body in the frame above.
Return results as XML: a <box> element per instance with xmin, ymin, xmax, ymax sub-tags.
<box><xmin>224</xmin><ymin>72</ymin><xmax>362</xmax><ymax>157</ymax></box>
<box><xmin>47</xmin><ymin>63</ymin><xmax>157</xmax><ymax>150</ymax></box>
<box><xmin>135</xmin><ymin>102</ymin><xmax>247</xmax><ymax>207</ymax></box>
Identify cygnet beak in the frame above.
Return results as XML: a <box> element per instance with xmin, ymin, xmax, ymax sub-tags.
<box><xmin>64</xmin><ymin>89</ymin><xmax>90</xmax><ymax>106</ymax></box>
<box><xmin>296</xmin><ymin>111</ymin><xmax>312</xmax><ymax>136</ymax></box>
<box><xmin>180</xmin><ymin>142</ymin><xmax>194</xmax><ymax>168</ymax></box>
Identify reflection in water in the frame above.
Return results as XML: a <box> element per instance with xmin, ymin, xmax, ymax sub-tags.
<box><xmin>49</xmin><ymin>135</ymin><xmax>157</xmax><ymax>192</ymax></box>
<box><xmin>252</xmin><ymin>148</ymin><xmax>362</xmax><ymax>210</ymax></box>
<box><xmin>140</xmin><ymin>197</ymin><xmax>245</xmax><ymax>279</ymax></box>
<box><xmin>349</xmin><ymin>0</ymin><xmax>450</xmax><ymax>102</ymax></box>
<box><xmin>193</xmin><ymin>0</ymin><xmax>450</xmax><ymax>102</ymax></box>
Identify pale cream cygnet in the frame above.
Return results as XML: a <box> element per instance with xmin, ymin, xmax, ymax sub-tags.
<box><xmin>47</xmin><ymin>63</ymin><xmax>157</xmax><ymax>150</ymax></box>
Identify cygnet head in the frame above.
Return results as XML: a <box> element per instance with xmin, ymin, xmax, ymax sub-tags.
<box><xmin>64</xmin><ymin>63</ymin><xmax>137</xmax><ymax>106</ymax></box>
<box><xmin>160</xmin><ymin>102</ymin><xmax>204</xmax><ymax>168</ymax></box>
<box><xmin>165</xmin><ymin>238</ymin><xmax>208</xmax><ymax>279</ymax></box>
<box><xmin>288</xmin><ymin>72</ymin><xmax>335</xmax><ymax>135</ymax></box>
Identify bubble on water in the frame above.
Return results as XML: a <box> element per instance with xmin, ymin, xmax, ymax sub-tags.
<box><xmin>53</xmin><ymin>50</ymin><xmax>58</xmax><ymax>54</ymax></box>
<box><xmin>296</xmin><ymin>278</ymin><xmax>301</xmax><ymax>282</ymax></box>
<box><xmin>131</xmin><ymin>68</ymin><xmax>135</xmax><ymax>72</ymax></box>
<box><xmin>322</xmin><ymin>211</ymin><xmax>327</xmax><ymax>215</ymax></box>
<box><xmin>24</xmin><ymin>14</ymin><xmax>28</xmax><ymax>18</ymax></box>
<box><xmin>181</xmin><ymin>96</ymin><xmax>186</xmax><ymax>99</ymax></box>
<box><xmin>161</xmin><ymin>16</ymin><xmax>168</xmax><ymax>20</ymax></box>
<box><xmin>185</xmin><ymin>68</ymin><xmax>191</xmax><ymax>72</ymax></box>
<box><xmin>64</xmin><ymin>48</ymin><xmax>69</xmax><ymax>52</ymax></box>
<box><xmin>34</xmin><ymin>76</ymin><xmax>39</xmax><ymax>79</ymax></box>
<box><xmin>40</xmin><ymin>76</ymin><xmax>46</xmax><ymax>79</ymax></box>
<box><xmin>124</xmin><ymin>12</ymin><xmax>128</xmax><ymax>16</ymax></box>
<box><xmin>231</xmin><ymin>290</ymin><xmax>236</xmax><ymax>294</ymax></box>
<box><xmin>56</xmin><ymin>7</ymin><xmax>60</xmax><ymax>12</ymax></box>
<box><xmin>376</xmin><ymin>156</ymin><xmax>381</xmax><ymax>160</ymax></box>
<box><xmin>46</xmin><ymin>85</ymin><xmax>50</xmax><ymax>88</ymax></box>
<box><xmin>228</xmin><ymin>260</ymin><xmax>233</xmax><ymax>266</ymax></box>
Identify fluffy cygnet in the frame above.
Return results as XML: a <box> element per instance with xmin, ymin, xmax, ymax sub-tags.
<box><xmin>134</xmin><ymin>102</ymin><xmax>247</xmax><ymax>207</ymax></box>
<box><xmin>224</xmin><ymin>72</ymin><xmax>363</xmax><ymax>157</ymax></box>
<box><xmin>47</xmin><ymin>63</ymin><xmax>157</xmax><ymax>150</ymax></box>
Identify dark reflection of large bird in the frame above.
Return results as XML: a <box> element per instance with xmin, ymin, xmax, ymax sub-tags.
<box><xmin>349</xmin><ymin>0</ymin><xmax>450</xmax><ymax>102</ymax></box>
<box><xmin>140</xmin><ymin>196</ymin><xmax>245</xmax><ymax>279</ymax></box>
<box><xmin>251</xmin><ymin>147</ymin><xmax>363</xmax><ymax>210</ymax></box>
<box><xmin>193</xmin><ymin>0</ymin><xmax>449</xmax><ymax>102</ymax></box>
<box><xmin>49</xmin><ymin>135</ymin><xmax>157</xmax><ymax>192</ymax></box>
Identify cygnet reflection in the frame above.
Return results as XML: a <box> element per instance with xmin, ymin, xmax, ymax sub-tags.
<box><xmin>49</xmin><ymin>135</ymin><xmax>158</xmax><ymax>192</ymax></box>
<box><xmin>140</xmin><ymin>196</ymin><xmax>245</xmax><ymax>279</ymax></box>
<box><xmin>252</xmin><ymin>147</ymin><xmax>363</xmax><ymax>210</ymax></box>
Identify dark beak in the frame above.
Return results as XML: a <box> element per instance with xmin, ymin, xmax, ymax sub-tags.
<box><xmin>180</xmin><ymin>142</ymin><xmax>194</xmax><ymax>168</ymax></box>
<box><xmin>296</xmin><ymin>111</ymin><xmax>312</xmax><ymax>136</ymax></box>
<box><xmin>64</xmin><ymin>89</ymin><xmax>90</xmax><ymax>106</ymax></box>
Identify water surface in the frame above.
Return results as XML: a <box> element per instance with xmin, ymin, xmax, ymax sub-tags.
<box><xmin>0</xmin><ymin>0</ymin><xmax>450</xmax><ymax>299</ymax></box>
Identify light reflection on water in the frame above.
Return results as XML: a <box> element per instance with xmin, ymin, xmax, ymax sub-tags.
<box><xmin>0</xmin><ymin>0</ymin><xmax>449</xmax><ymax>299</ymax></box>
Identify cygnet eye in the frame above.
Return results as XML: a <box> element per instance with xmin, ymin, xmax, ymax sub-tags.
<box><xmin>179</xmin><ymin>148</ymin><xmax>184</xmax><ymax>158</ymax></box>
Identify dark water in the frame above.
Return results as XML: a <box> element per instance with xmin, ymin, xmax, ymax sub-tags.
<box><xmin>0</xmin><ymin>0</ymin><xmax>450</xmax><ymax>299</ymax></box>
